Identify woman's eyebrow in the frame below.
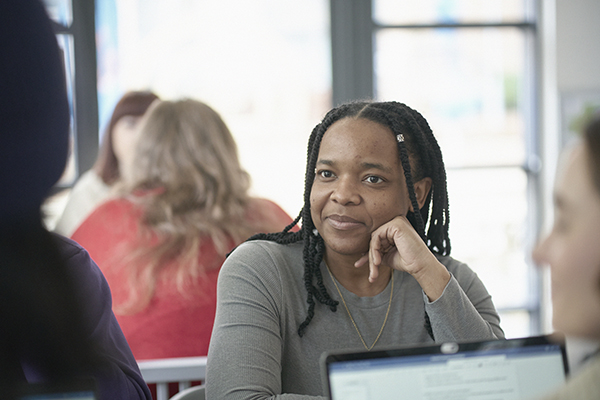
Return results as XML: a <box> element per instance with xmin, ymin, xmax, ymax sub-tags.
<box><xmin>361</xmin><ymin>162</ymin><xmax>393</xmax><ymax>174</ymax></box>
<box><xmin>315</xmin><ymin>159</ymin><xmax>394</xmax><ymax>174</ymax></box>
<box><xmin>316</xmin><ymin>159</ymin><xmax>334</xmax><ymax>167</ymax></box>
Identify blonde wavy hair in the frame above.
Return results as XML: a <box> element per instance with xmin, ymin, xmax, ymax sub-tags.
<box><xmin>116</xmin><ymin>98</ymin><xmax>254</xmax><ymax>314</ymax></box>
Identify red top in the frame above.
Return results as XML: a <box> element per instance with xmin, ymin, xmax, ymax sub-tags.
<box><xmin>72</xmin><ymin>196</ymin><xmax>296</xmax><ymax>360</ymax></box>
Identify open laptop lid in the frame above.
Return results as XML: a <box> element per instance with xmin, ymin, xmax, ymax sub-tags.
<box><xmin>321</xmin><ymin>335</ymin><xmax>568</xmax><ymax>400</ymax></box>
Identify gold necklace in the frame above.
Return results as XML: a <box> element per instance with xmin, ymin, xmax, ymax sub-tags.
<box><xmin>325</xmin><ymin>265</ymin><xmax>394</xmax><ymax>351</ymax></box>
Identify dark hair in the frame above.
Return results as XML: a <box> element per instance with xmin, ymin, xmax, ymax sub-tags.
<box><xmin>93</xmin><ymin>91</ymin><xmax>159</xmax><ymax>185</ymax></box>
<box><xmin>248</xmin><ymin>101</ymin><xmax>450</xmax><ymax>337</ymax></box>
<box><xmin>584</xmin><ymin>113</ymin><xmax>600</xmax><ymax>195</ymax></box>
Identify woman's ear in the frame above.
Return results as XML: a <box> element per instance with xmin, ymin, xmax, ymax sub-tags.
<box><xmin>410</xmin><ymin>177</ymin><xmax>433</xmax><ymax>211</ymax></box>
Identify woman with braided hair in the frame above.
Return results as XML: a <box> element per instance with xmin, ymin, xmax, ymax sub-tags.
<box><xmin>206</xmin><ymin>101</ymin><xmax>503</xmax><ymax>399</ymax></box>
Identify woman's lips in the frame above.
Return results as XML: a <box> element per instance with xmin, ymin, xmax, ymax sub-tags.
<box><xmin>326</xmin><ymin>214</ymin><xmax>363</xmax><ymax>230</ymax></box>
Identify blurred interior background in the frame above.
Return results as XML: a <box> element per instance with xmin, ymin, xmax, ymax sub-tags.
<box><xmin>40</xmin><ymin>0</ymin><xmax>600</xmax><ymax>339</ymax></box>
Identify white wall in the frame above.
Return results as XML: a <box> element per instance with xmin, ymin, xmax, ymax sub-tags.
<box><xmin>556</xmin><ymin>0</ymin><xmax>600</xmax><ymax>92</ymax></box>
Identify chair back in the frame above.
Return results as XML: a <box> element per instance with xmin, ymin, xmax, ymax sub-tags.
<box><xmin>168</xmin><ymin>385</ymin><xmax>205</xmax><ymax>400</ymax></box>
<box><xmin>137</xmin><ymin>356</ymin><xmax>207</xmax><ymax>400</ymax></box>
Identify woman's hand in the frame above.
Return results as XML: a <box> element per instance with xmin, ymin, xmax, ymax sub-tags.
<box><xmin>354</xmin><ymin>216</ymin><xmax>451</xmax><ymax>301</ymax></box>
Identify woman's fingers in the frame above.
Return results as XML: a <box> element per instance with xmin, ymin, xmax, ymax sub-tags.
<box><xmin>356</xmin><ymin>216</ymin><xmax>423</xmax><ymax>283</ymax></box>
<box><xmin>354</xmin><ymin>253</ymin><xmax>368</xmax><ymax>268</ymax></box>
<box><xmin>366</xmin><ymin>222</ymin><xmax>397</xmax><ymax>282</ymax></box>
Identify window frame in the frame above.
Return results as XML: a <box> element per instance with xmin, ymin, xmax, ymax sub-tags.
<box><xmin>48</xmin><ymin>0</ymin><xmax>99</xmax><ymax>190</ymax></box>
<box><xmin>330</xmin><ymin>0</ymin><xmax>544</xmax><ymax>335</ymax></box>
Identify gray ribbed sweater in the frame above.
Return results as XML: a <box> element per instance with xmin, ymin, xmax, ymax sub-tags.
<box><xmin>207</xmin><ymin>240</ymin><xmax>503</xmax><ymax>399</ymax></box>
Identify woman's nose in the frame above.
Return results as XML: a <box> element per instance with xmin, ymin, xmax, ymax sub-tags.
<box><xmin>331</xmin><ymin>177</ymin><xmax>361</xmax><ymax>205</ymax></box>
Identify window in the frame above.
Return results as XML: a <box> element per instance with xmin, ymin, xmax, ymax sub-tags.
<box><xmin>96</xmin><ymin>0</ymin><xmax>331</xmax><ymax>217</ymax></box>
<box><xmin>332</xmin><ymin>0</ymin><xmax>541</xmax><ymax>337</ymax></box>
<box><xmin>371</xmin><ymin>0</ymin><xmax>539</xmax><ymax>337</ymax></box>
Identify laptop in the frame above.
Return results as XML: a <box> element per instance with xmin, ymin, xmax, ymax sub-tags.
<box><xmin>321</xmin><ymin>335</ymin><xmax>568</xmax><ymax>400</ymax></box>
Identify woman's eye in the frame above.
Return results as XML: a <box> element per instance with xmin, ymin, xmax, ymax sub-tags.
<box><xmin>319</xmin><ymin>170</ymin><xmax>334</xmax><ymax>179</ymax></box>
<box><xmin>365</xmin><ymin>175</ymin><xmax>383</xmax><ymax>184</ymax></box>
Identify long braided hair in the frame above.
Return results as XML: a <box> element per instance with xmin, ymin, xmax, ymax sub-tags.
<box><xmin>248</xmin><ymin>101</ymin><xmax>450</xmax><ymax>337</ymax></box>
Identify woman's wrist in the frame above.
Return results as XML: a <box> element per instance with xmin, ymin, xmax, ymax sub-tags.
<box><xmin>411</xmin><ymin>259</ymin><xmax>451</xmax><ymax>302</ymax></box>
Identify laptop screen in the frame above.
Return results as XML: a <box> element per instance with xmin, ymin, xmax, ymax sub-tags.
<box><xmin>322</xmin><ymin>335</ymin><xmax>568</xmax><ymax>400</ymax></box>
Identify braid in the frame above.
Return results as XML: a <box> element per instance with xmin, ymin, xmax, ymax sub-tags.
<box><xmin>241</xmin><ymin>100</ymin><xmax>450</xmax><ymax>338</ymax></box>
<box><xmin>295</xmin><ymin>106</ymin><xmax>365</xmax><ymax>336</ymax></box>
<box><xmin>411</xmin><ymin>107</ymin><xmax>451</xmax><ymax>255</ymax></box>
<box><xmin>364</xmin><ymin>102</ymin><xmax>451</xmax><ymax>255</ymax></box>
<box><xmin>398</xmin><ymin>139</ymin><xmax>426</xmax><ymax>240</ymax></box>
<box><xmin>358</xmin><ymin>105</ymin><xmax>428</xmax><ymax>240</ymax></box>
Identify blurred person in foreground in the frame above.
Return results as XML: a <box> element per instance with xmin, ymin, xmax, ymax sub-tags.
<box><xmin>54</xmin><ymin>90</ymin><xmax>159</xmax><ymax>236</ymax></box>
<box><xmin>0</xmin><ymin>0</ymin><xmax>152</xmax><ymax>399</ymax></box>
<box><xmin>532</xmin><ymin>114</ymin><xmax>600</xmax><ymax>399</ymax></box>
<box><xmin>72</xmin><ymin>98</ymin><xmax>296</xmax><ymax>361</ymax></box>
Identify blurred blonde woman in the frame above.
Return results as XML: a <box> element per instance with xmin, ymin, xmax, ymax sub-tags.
<box><xmin>54</xmin><ymin>90</ymin><xmax>159</xmax><ymax>236</ymax></box>
<box><xmin>72</xmin><ymin>98</ymin><xmax>296</xmax><ymax>361</ymax></box>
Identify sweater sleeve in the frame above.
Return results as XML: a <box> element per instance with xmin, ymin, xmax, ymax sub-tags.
<box><xmin>206</xmin><ymin>243</ymin><xmax>325</xmax><ymax>400</ymax></box>
<box><xmin>424</xmin><ymin>257</ymin><xmax>504</xmax><ymax>342</ymax></box>
<box><xmin>54</xmin><ymin>234</ymin><xmax>152</xmax><ymax>400</ymax></box>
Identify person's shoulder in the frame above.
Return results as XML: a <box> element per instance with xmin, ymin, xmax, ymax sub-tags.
<box><xmin>224</xmin><ymin>240</ymin><xmax>303</xmax><ymax>278</ymax></box>
<box><xmin>51</xmin><ymin>233</ymin><xmax>105</xmax><ymax>284</ymax></box>
<box><xmin>247</xmin><ymin>197</ymin><xmax>281</xmax><ymax>210</ymax></box>
<box><xmin>81</xmin><ymin>196</ymin><xmax>137</xmax><ymax>224</ymax></box>
<box><xmin>71</xmin><ymin>196</ymin><xmax>141</xmax><ymax>251</ymax></box>
<box><xmin>247</xmin><ymin>197</ymin><xmax>295</xmax><ymax>221</ymax></box>
<box><xmin>245</xmin><ymin>197</ymin><xmax>298</xmax><ymax>232</ymax></box>
<box><xmin>571</xmin><ymin>355</ymin><xmax>600</xmax><ymax>395</ymax></box>
<box><xmin>50</xmin><ymin>233</ymin><xmax>113</xmax><ymax>321</ymax></box>
<box><xmin>51</xmin><ymin>232</ymin><xmax>90</xmax><ymax>262</ymax></box>
<box><xmin>67</xmin><ymin>170</ymin><xmax>111</xmax><ymax>199</ymax></box>
<box><xmin>97</xmin><ymin>195</ymin><xmax>135</xmax><ymax>210</ymax></box>
<box><xmin>53</xmin><ymin>171</ymin><xmax>112</xmax><ymax>236</ymax></box>
<box><xmin>74</xmin><ymin>170</ymin><xmax>105</xmax><ymax>187</ymax></box>
<box><xmin>222</xmin><ymin>240</ymin><xmax>303</xmax><ymax>290</ymax></box>
<box><xmin>232</xmin><ymin>239</ymin><xmax>303</xmax><ymax>261</ymax></box>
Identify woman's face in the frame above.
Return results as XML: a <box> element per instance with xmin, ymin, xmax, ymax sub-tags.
<box><xmin>310</xmin><ymin>117</ymin><xmax>410</xmax><ymax>260</ymax></box>
<box><xmin>533</xmin><ymin>144</ymin><xmax>600</xmax><ymax>339</ymax></box>
<box><xmin>112</xmin><ymin>115</ymin><xmax>144</xmax><ymax>176</ymax></box>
